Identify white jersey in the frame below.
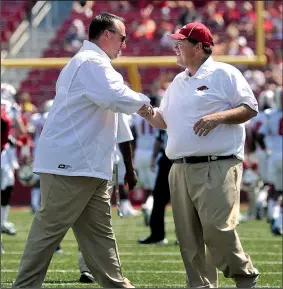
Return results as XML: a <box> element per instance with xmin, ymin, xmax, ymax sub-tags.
<box><xmin>250</xmin><ymin>109</ymin><xmax>273</xmax><ymax>151</ymax></box>
<box><xmin>132</xmin><ymin>114</ymin><xmax>157</xmax><ymax>151</ymax></box>
<box><xmin>1</xmin><ymin>99</ymin><xmax>21</xmax><ymax>122</ymax></box>
<box><xmin>259</xmin><ymin>109</ymin><xmax>283</xmax><ymax>155</ymax></box>
<box><xmin>28</xmin><ymin>112</ymin><xmax>48</xmax><ymax>150</ymax></box>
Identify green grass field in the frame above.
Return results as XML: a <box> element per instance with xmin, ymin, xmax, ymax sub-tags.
<box><xmin>1</xmin><ymin>207</ymin><xmax>282</xmax><ymax>288</ymax></box>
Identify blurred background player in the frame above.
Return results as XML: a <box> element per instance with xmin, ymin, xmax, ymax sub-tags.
<box><xmin>257</xmin><ymin>86</ymin><xmax>283</xmax><ymax>235</ymax></box>
<box><xmin>27</xmin><ymin>99</ymin><xmax>54</xmax><ymax>213</ymax></box>
<box><xmin>117</xmin><ymin>114</ymin><xmax>140</xmax><ymax>217</ymax></box>
<box><xmin>138</xmin><ymin>129</ymin><xmax>172</xmax><ymax>244</ymax></box>
<box><xmin>250</xmin><ymin>89</ymin><xmax>276</xmax><ymax>185</ymax></box>
<box><xmin>1</xmin><ymin>83</ymin><xmax>26</xmax><ymax>237</ymax></box>
<box><xmin>132</xmin><ymin>113</ymin><xmax>158</xmax><ymax>225</ymax></box>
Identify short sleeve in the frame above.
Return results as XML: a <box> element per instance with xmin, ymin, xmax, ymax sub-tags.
<box><xmin>230</xmin><ymin>68</ymin><xmax>259</xmax><ymax>112</ymax></box>
<box><xmin>117</xmin><ymin>113</ymin><xmax>134</xmax><ymax>143</ymax></box>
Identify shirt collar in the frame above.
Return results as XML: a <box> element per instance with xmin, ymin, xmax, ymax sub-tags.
<box><xmin>81</xmin><ymin>40</ymin><xmax>111</xmax><ymax>62</ymax></box>
<box><xmin>184</xmin><ymin>56</ymin><xmax>215</xmax><ymax>79</ymax></box>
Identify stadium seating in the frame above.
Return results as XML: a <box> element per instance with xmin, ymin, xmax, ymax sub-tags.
<box><xmin>16</xmin><ymin>1</ymin><xmax>282</xmax><ymax>107</ymax></box>
<box><xmin>1</xmin><ymin>0</ymin><xmax>30</xmax><ymax>47</ymax></box>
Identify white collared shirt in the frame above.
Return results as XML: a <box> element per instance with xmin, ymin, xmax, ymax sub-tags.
<box><xmin>158</xmin><ymin>56</ymin><xmax>258</xmax><ymax>160</ymax></box>
<box><xmin>33</xmin><ymin>40</ymin><xmax>150</xmax><ymax>180</ymax></box>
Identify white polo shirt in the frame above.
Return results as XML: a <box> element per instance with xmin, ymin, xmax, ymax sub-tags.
<box><xmin>33</xmin><ymin>40</ymin><xmax>150</xmax><ymax>180</ymax></box>
<box><xmin>158</xmin><ymin>56</ymin><xmax>258</xmax><ymax>160</ymax></box>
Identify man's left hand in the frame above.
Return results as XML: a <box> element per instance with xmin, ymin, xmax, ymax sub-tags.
<box><xmin>193</xmin><ymin>114</ymin><xmax>221</xmax><ymax>136</ymax></box>
<box><xmin>124</xmin><ymin>169</ymin><xmax>138</xmax><ymax>190</ymax></box>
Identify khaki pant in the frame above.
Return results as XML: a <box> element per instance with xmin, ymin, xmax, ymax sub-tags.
<box><xmin>169</xmin><ymin>159</ymin><xmax>259</xmax><ymax>288</ymax></box>
<box><xmin>13</xmin><ymin>173</ymin><xmax>134</xmax><ymax>288</ymax></box>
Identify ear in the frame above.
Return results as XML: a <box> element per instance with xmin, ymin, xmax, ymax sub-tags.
<box><xmin>104</xmin><ymin>30</ymin><xmax>110</xmax><ymax>40</ymax></box>
<box><xmin>196</xmin><ymin>42</ymin><xmax>202</xmax><ymax>51</ymax></box>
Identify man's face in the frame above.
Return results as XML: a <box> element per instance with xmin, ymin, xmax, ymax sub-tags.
<box><xmin>105</xmin><ymin>20</ymin><xmax>127</xmax><ymax>60</ymax></box>
<box><xmin>173</xmin><ymin>40</ymin><xmax>200</xmax><ymax>68</ymax></box>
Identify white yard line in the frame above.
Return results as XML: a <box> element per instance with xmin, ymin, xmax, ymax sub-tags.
<box><xmin>2</xmin><ymin>269</ymin><xmax>282</xmax><ymax>275</ymax></box>
<box><xmin>5</xmin><ymin>238</ymin><xmax>282</xmax><ymax>243</ymax></box>
<box><xmin>3</xmin><ymin>251</ymin><xmax>282</xmax><ymax>256</ymax></box>
<box><xmin>2</xmin><ymin>259</ymin><xmax>282</xmax><ymax>265</ymax></box>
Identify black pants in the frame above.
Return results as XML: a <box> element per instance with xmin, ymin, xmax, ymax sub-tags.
<box><xmin>1</xmin><ymin>186</ymin><xmax>14</xmax><ymax>206</ymax></box>
<box><xmin>149</xmin><ymin>154</ymin><xmax>172</xmax><ymax>240</ymax></box>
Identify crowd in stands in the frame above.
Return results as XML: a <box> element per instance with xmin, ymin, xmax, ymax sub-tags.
<box><xmin>1</xmin><ymin>1</ymin><xmax>282</xmax><ymax>111</ymax></box>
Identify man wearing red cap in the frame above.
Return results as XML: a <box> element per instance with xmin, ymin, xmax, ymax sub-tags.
<box><xmin>138</xmin><ymin>22</ymin><xmax>259</xmax><ymax>287</ymax></box>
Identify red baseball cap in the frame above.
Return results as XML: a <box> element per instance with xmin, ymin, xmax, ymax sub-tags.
<box><xmin>169</xmin><ymin>22</ymin><xmax>214</xmax><ymax>47</ymax></box>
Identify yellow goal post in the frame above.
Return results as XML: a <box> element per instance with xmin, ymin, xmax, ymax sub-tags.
<box><xmin>2</xmin><ymin>2</ymin><xmax>266</xmax><ymax>92</ymax></box>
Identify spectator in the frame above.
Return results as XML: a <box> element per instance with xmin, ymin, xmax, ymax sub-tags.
<box><xmin>64</xmin><ymin>19</ymin><xmax>85</xmax><ymax>53</ymax></box>
<box><xmin>110</xmin><ymin>1</ymin><xmax>131</xmax><ymax>14</ymax></box>
<box><xmin>179</xmin><ymin>1</ymin><xmax>201</xmax><ymax>27</ymax></box>
<box><xmin>203</xmin><ymin>2</ymin><xmax>224</xmax><ymax>31</ymax></box>
<box><xmin>72</xmin><ymin>0</ymin><xmax>94</xmax><ymax>18</ymax></box>
<box><xmin>237</xmin><ymin>36</ymin><xmax>254</xmax><ymax>57</ymax></box>
<box><xmin>133</xmin><ymin>6</ymin><xmax>156</xmax><ymax>40</ymax></box>
<box><xmin>159</xmin><ymin>20</ymin><xmax>175</xmax><ymax>49</ymax></box>
<box><xmin>223</xmin><ymin>1</ymin><xmax>240</xmax><ymax>24</ymax></box>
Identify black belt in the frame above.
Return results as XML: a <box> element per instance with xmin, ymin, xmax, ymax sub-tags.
<box><xmin>172</xmin><ymin>155</ymin><xmax>236</xmax><ymax>164</ymax></box>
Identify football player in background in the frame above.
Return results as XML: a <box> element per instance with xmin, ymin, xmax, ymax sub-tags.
<box><xmin>257</xmin><ymin>86</ymin><xmax>283</xmax><ymax>235</ymax></box>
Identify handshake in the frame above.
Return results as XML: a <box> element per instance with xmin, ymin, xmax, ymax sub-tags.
<box><xmin>137</xmin><ymin>104</ymin><xmax>154</xmax><ymax>120</ymax></box>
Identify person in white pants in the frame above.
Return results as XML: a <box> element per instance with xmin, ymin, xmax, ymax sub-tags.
<box><xmin>257</xmin><ymin>86</ymin><xmax>282</xmax><ymax>235</ymax></box>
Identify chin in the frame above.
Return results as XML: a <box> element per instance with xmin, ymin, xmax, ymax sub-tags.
<box><xmin>176</xmin><ymin>59</ymin><xmax>186</xmax><ymax>68</ymax></box>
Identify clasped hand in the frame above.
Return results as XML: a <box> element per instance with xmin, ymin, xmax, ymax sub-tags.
<box><xmin>137</xmin><ymin>104</ymin><xmax>154</xmax><ymax>120</ymax></box>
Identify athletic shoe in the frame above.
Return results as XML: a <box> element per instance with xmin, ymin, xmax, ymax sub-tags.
<box><xmin>54</xmin><ymin>245</ymin><xmax>63</xmax><ymax>254</ymax></box>
<box><xmin>138</xmin><ymin>236</ymin><xmax>168</xmax><ymax>245</ymax></box>
<box><xmin>1</xmin><ymin>222</ymin><xmax>16</xmax><ymax>235</ymax></box>
<box><xmin>79</xmin><ymin>271</ymin><xmax>96</xmax><ymax>283</ymax></box>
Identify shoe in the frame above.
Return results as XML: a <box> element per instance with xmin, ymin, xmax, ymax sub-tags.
<box><xmin>120</xmin><ymin>200</ymin><xmax>141</xmax><ymax>217</ymax></box>
<box><xmin>79</xmin><ymin>271</ymin><xmax>96</xmax><ymax>283</ymax></box>
<box><xmin>54</xmin><ymin>245</ymin><xmax>63</xmax><ymax>254</ymax></box>
<box><xmin>235</xmin><ymin>268</ymin><xmax>259</xmax><ymax>288</ymax></box>
<box><xmin>138</xmin><ymin>236</ymin><xmax>168</xmax><ymax>245</ymax></box>
<box><xmin>1</xmin><ymin>222</ymin><xmax>16</xmax><ymax>235</ymax></box>
<box><xmin>238</xmin><ymin>213</ymin><xmax>248</xmax><ymax>223</ymax></box>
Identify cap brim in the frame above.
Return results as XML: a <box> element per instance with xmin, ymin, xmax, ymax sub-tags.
<box><xmin>168</xmin><ymin>33</ymin><xmax>187</xmax><ymax>40</ymax></box>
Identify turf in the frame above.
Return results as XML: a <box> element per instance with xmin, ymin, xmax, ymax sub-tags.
<box><xmin>1</xmin><ymin>207</ymin><xmax>282</xmax><ymax>288</ymax></box>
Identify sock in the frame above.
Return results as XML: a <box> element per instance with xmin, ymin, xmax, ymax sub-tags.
<box><xmin>1</xmin><ymin>206</ymin><xmax>9</xmax><ymax>226</ymax></box>
<box><xmin>267</xmin><ymin>199</ymin><xmax>275</xmax><ymax>221</ymax></box>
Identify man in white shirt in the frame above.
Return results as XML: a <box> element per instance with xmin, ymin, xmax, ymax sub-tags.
<box><xmin>138</xmin><ymin>22</ymin><xmax>259</xmax><ymax>288</ymax></box>
<box><xmin>13</xmin><ymin>13</ymin><xmax>150</xmax><ymax>288</ymax></box>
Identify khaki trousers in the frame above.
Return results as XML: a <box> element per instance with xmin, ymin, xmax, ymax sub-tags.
<box><xmin>13</xmin><ymin>173</ymin><xmax>134</xmax><ymax>288</ymax></box>
<box><xmin>169</xmin><ymin>159</ymin><xmax>259</xmax><ymax>288</ymax></box>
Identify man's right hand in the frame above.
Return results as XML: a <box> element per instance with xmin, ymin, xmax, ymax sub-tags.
<box><xmin>137</xmin><ymin>104</ymin><xmax>154</xmax><ymax>119</ymax></box>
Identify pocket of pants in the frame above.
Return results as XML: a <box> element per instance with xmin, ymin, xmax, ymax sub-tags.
<box><xmin>38</xmin><ymin>173</ymin><xmax>55</xmax><ymax>211</ymax></box>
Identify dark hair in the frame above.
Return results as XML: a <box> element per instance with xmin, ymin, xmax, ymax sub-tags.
<box><xmin>88</xmin><ymin>12</ymin><xmax>125</xmax><ymax>41</ymax></box>
<box><xmin>188</xmin><ymin>39</ymin><xmax>213</xmax><ymax>56</ymax></box>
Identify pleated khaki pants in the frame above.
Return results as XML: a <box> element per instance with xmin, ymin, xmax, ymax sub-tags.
<box><xmin>13</xmin><ymin>173</ymin><xmax>134</xmax><ymax>288</ymax></box>
<box><xmin>169</xmin><ymin>159</ymin><xmax>259</xmax><ymax>288</ymax></box>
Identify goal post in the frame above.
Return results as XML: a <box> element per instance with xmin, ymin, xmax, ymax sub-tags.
<box><xmin>2</xmin><ymin>2</ymin><xmax>266</xmax><ymax>92</ymax></box>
